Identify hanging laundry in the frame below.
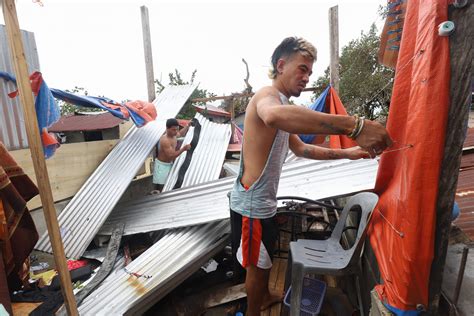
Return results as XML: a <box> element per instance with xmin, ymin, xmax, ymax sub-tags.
<box><xmin>0</xmin><ymin>71</ymin><xmax>158</xmax><ymax>129</ymax></box>
<box><xmin>0</xmin><ymin>71</ymin><xmax>60</xmax><ymax>158</ymax></box>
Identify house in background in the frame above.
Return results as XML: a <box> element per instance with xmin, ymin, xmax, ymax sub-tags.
<box><xmin>49</xmin><ymin>112</ymin><xmax>132</xmax><ymax>143</ymax></box>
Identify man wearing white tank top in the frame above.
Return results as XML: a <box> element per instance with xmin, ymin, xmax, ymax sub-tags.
<box><xmin>229</xmin><ymin>37</ymin><xmax>392</xmax><ymax>315</ymax></box>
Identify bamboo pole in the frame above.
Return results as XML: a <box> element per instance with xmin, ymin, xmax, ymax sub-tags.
<box><xmin>1</xmin><ymin>0</ymin><xmax>78</xmax><ymax>314</ymax></box>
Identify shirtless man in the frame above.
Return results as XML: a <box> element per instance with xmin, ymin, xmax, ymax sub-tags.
<box><xmin>229</xmin><ymin>37</ymin><xmax>392</xmax><ymax>316</ymax></box>
<box><xmin>153</xmin><ymin>118</ymin><xmax>191</xmax><ymax>191</ymax></box>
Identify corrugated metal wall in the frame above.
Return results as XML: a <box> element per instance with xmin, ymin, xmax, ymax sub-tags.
<box><xmin>0</xmin><ymin>25</ymin><xmax>40</xmax><ymax>150</ymax></box>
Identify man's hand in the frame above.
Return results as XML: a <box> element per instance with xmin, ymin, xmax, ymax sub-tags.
<box><xmin>343</xmin><ymin>146</ymin><xmax>371</xmax><ymax>160</ymax></box>
<box><xmin>355</xmin><ymin>120</ymin><xmax>393</xmax><ymax>157</ymax></box>
<box><xmin>183</xmin><ymin>144</ymin><xmax>192</xmax><ymax>151</ymax></box>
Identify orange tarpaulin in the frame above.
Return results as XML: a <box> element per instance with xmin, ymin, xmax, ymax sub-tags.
<box><xmin>368</xmin><ymin>0</ymin><xmax>450</xmax><ymax>313</ymax></box>
<box><xmin>327</xmin><ymin>87</ymin><xmax>357</xmax><ymax>149</ymax></box>
<box><xmin>306</xmin><ymin>86</ymin><xmax>357</xmax><ymax>149</ymax></box>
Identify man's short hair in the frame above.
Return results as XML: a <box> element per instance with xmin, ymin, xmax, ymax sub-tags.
<box><xmin>166</xmin><ymin>118</ymin><xmax>179</xmax><ymax>129</ymax></box>
<box><xmin>269</xmin><ymin>37</ymin><xmax>317</xmax><ymax>79</ymax></box>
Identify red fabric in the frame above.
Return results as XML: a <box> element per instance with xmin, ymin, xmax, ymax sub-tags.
<box><xmin>241</xmin><ymin>217</ymin><xmax>262</xmax><ymax>268</ymax></box>
<box><xmin>368</xmin><ymin>0</ymin><xmax>450</xmax><ymax>311</ymax></box>
<box><xmin>66</xmin><ymin>259</ymin><xmax>88</xmax><ymax>271</ymax></box>
<box><xmin>7</xmin><ymin>71</ymin><xmax>43</xmax><ymax>98</ymax></box>
<box><xmin>41</xmin><ymin>129</ymin><xmax>59</xmax><ymax>147</ymax></box>
<box><xmin>327</xmin><ymin>87</ymin><xmax>358</xmax><ymax>149</ymax></box>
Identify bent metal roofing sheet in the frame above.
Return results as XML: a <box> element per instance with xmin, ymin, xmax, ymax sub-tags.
<box><xmin>162</xmin><ymin>113</ymin><xmax>232</xmax><ymax>192</ymax></box>
<box><xmin>99</xmin><ymin>158</ymin><xmax>379</xmax><ymax>236</ymax></box>
<box><xmin>35</xmin><ymin>85</ymin><xmax>197</xmax><ymax>259</ymax></box>
<box><xmin>79</xmin><ymin>221</ymin><xmax>230</xmax><ymax>315</ymax></box>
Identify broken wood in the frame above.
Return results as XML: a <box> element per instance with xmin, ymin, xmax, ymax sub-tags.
<box><xmin>204</xmin><ymin>283</ymin><xmax>246</xmax><ymax>309</ymax></box>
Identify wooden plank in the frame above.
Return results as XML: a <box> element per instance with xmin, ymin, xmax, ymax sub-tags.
<box><xmin>268</xmin><ymin>258</ymin><xmax>288</xmax><ymax>316</ymax></box>
<box><xmin>204</xmin><ymin>283</ymin><xmax>246</xmax><ymax>309</ymax></box>
<box><xmin>10</xmin><ymin>140</ymin><xmax>118</xmax><ymax>210</ymax></box>
<box><xmin>328</xmin><ymin>6</ymin><xmax>340</xmax><ymax>92</ymax></box>
<box><xmin>268</xmin><ymin>255</ymin><xmax>280</xmax><ymax>290</ymax></box>
<box><xmin>140</xmin><ymin>6</ymin><xmax>156</xmax><ymax>103</ymax></box>
<box><xmin>1</xmin><ymin>1</ymin><xmax>78</xmax><ymax>314</ymax></box>
<box><xmin>428</xmin><ymin>2</ymin><xmax>473</xmax><ymax>313</ymax></box>
<box><xmin>12</xmin><ymin>302</ymin><xmax>42</xmax><ymax>316</ymax></box>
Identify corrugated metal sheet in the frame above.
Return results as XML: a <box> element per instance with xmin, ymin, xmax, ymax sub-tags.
<box><xmin>285</xmin><ymin>151</ymin><xmax>301</xmax><ymax>163</ymax></box>
<box><xmin>463</xmin><ymin>128</ymin><xmax>474</xmax><ymax>148</ymax></box>
<box><xmin>35</xmin><ymin>85</ymin><xmax>197</xmax><ymax>258</ymax></box>
<box><xmin>453</xmin><ymin>128</ymin><xmax>474</xmax><ymax>240</ymax></box>
<box><xmin>0</xmin><ymin>25</ymin><xmax>40</xmax><ymax>150</ymax></box>
<box><xmin>455</xmin><ymin>165</ymin><xmax>474</xmax><ymax>240</ymax></box>
<box><xmin>99</xmin><ymin>158</ymin><xmax>378</xmax><ymax>236</ymax></box>
<box><xmin>223</xmin><ymin>162</ymin><xmax>239</xmax><ymax>176</ymax></box>
<box><xmin>79</xmin><ymin>220</ymin><xmax>230</xmax><ymax>315</ymax></box>
<box><xmin>162</xmin><ymin>113</ymin><xmax>232</xmax><ymax>191</ymax></box>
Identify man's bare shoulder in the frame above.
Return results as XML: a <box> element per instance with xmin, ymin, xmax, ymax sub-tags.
<box><xmin>159</xmin><ymin>134</ymin><xmax>172</xmax><ymax>145</ymax></box>
<box><xmin>250</xmin><ymin>86</ymin><xmax>281</xmax><ymax>107</ymax></box>
<box><xmin>254</xmin><ymin>86</ymin><xmax>280</xmax><ymax>99</ymax></box>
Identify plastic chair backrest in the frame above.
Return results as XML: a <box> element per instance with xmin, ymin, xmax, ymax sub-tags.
<box><xmin>329</xmin><ymin>192</ymin><xmax>379</xmax><ymax>250</ymax></box>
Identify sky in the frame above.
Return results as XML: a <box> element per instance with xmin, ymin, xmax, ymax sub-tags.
<box><xmin>2</xmin><ymin>0</ymin><xmax>386</xmax><ymax>107</ymax></box>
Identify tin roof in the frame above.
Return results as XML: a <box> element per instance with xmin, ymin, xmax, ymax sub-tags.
<box><xmin>48</xmin><ymin>113</ymin><xmax>123</xmax><ymax>132</ymax></box>
<box><xmin>99</xmin><ymin>158</ymin><xmax>379</xmax><ymax>236</ymax></box>
<box><xmin>79</xmin><ymin>221</ymin><xmax>230</xmax><ymax>315</ymax></box>
<box><xmin>194</xmin><ymin>104</ymin><xmax>231</xmax><ymax>117</ymax></box>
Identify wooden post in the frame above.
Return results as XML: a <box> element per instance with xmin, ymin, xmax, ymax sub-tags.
<box><xmin>141</xmin><ymin>5</ymin><xmax>156</xmax><ymax>103</ymax></box>
<box><xmin>1</xmin><ymin>1</ymin><xmax>78</xmax><ymax>314</ymax></box>
<box><xmin>428</xmin><ymin>2</ymin><xmax>473</xmax><ymax>314</ymax></box>
<box><xmin>329</xmin><ymin>5</ymin><xmax>340</xmax><ymax>93</ymax></box>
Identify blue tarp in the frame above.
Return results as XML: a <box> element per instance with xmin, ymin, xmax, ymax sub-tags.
<box><xmin>299</xmin><ymin>85</ymin><xmax>330</xmax><ymax>144</ymax></box>
<box><xmin>1</xmin><ymin>71</ymin><xmax>60</xmax><ymax>158</ymax></box>
<box><xmin>1</xmin><ymin>71</ymin><xmax>148</xmax><ymax>127</ymax></box>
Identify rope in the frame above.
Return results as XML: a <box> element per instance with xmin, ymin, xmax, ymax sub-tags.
<box><xmin>376</xmin><ymin>208</ymin><xmax>405</xmax><ymax>238</ymax></box>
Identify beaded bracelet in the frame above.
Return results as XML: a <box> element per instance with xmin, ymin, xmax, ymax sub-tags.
<box><xmin>347</xmin><ymin>115</ymin><xmax>360</xmax><ymax>139</ymax></box>
<box><xmin>347</xmin><ymin>115</ymin><xmax>365</xmax><ymax>140</ymax></box>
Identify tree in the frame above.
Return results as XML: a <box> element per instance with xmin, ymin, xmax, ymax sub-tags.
<box><xmin>312</xmin><ymin>23</ymin><xmax>394</xmax><ymax>121</ymax></box>
<box><xmin>155</xmin><ymin>69</ymin><xmax>215</xmax><ymax>119</ymax></box>
<box><xmin>219</xmin><ymin>58</ymin><xmax>254</xmax><ymax>116</ymax></box>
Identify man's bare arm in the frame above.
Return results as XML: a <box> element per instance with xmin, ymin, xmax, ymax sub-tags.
<box><xmin>289</xmin><ymin>134</ymin><xmax>370</xmax><ymax>160</ymax></box>
<box><xmin>178</xmin><ymin>123</ymin><xmax>190</xmax><ymax>138</ymax></box>
<box><xmin>255</xmin><ymin>87</ymin><xmax>392</xmax><ymax>152</ymax></box>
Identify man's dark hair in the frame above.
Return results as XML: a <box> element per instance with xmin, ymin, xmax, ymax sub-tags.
<box><xmin>269</xmin><ymin>37</ymin><xmax>317</xmax><ymax>79</ymax></box>
<box><xmin>166</xmin><ymin>118</ymin><xmax>179</xmax><ymax>129</ymax></box>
